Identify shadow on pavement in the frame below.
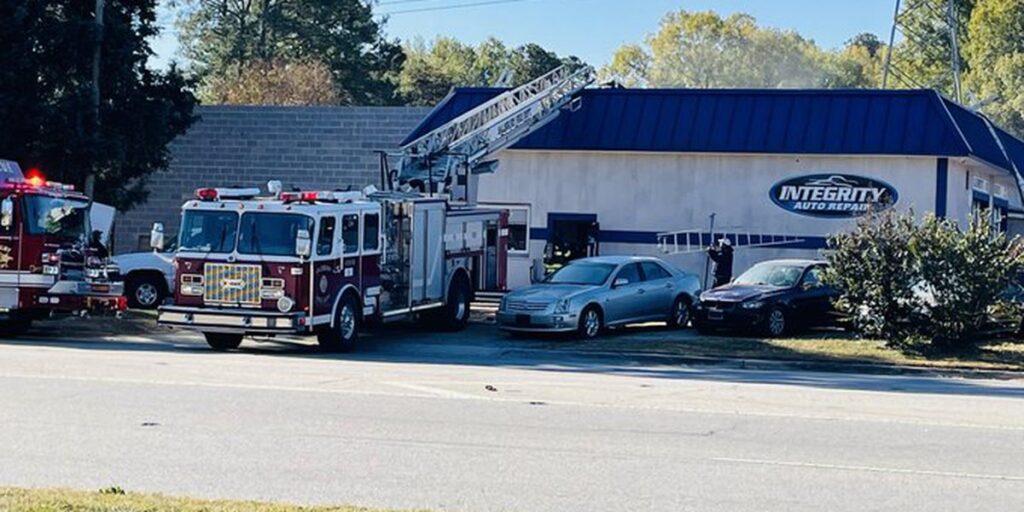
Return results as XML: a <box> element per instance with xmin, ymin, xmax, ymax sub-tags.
<box><xmin>2</xmin><ymin>318</ymin><xmax>1023</xmax><ymax>399</ymax></box>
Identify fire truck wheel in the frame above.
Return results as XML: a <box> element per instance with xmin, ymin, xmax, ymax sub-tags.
<box><xmin>204</xmin><ymin>332</ymin><xmax>243</xmax><ymax>351</ymax></box>
<box><xmin>318</xmin><ymin>294</ymin><xmax>359</xmax><ymax>353</ymax></box>
<box><xmin>435</xmin><ymin>274</ymin><xmax>471</xmax><ymax>332</ymax></box>
<box><xmin>126</xmin><ymin>273</ymin><xmax>167</xmax><ymax>309</ymax></box>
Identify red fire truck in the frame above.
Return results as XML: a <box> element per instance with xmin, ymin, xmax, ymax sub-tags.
<box><xmin>156</xmin><ymin>65</ymin><xmax>594</xmax><ymax>351</ymax></box>
<box><xmin>0</xmin><ymin>160</ymin><xmax>126</xmax><ymax>335</ymax></box>
<box><xmin>156</xmin><ymin>186</ymin><xmax>508</xmax><ymax>351</ymax></box>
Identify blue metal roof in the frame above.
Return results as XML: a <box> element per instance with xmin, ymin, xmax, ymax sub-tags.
<box><xmin>402</xmin><ymin>87</ymin><xmax>1024</xmax><ymax>175</ymax></box>
<box><xmin>995</xmin><ymin>126</ymin><xmax>1024</xmax><ymax>176</ymax></box>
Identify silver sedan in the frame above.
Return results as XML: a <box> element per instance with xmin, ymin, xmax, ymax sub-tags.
<box><xmin>497</xmin><ymin>256</ymin><xmax>702</xmax><ymax>339</ymax></box>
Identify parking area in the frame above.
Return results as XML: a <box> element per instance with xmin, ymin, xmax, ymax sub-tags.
<box><xmin>8</xmin><ymin>306</ymin><xmax>1023</xmax><ymax>377</ymax></box>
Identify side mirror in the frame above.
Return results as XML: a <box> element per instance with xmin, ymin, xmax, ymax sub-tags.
<box><xmin>0</xmin><ymin>198</ymin><xmax>12</xmax><ymax>228</ymax></box>
<box><xmin>613</xmin><ymin>277</ymin><xmax>629</xmax><ymax>288</ymax></box>
<box><xmin>150</xmin><ymin>222</ymin><xmax>165</xmax><ymax>251</ymax></box>
<box><xmin>295</xmin><ymin>229</ymin><xmax>312</xmax><ymax>258</ymax></box>
<box><xmin>267</xmin><ymin>180</ymin><xmax>283</xmax><ymax>197</ymax></box>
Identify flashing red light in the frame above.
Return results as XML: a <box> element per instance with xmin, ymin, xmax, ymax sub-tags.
<box><xmin>25</xmin><ymin>168</ymin><xmax>45</xmax><ymax>187</ymax></box>
<box><xmin>302</xmin><ymin>192</ymin><xmax>319</xmax><ymax>202</ymax></box>
<box><xmin>195</xmin><ymin>188</ymin><xmax>219</xmax><ymax>201</ymax></box>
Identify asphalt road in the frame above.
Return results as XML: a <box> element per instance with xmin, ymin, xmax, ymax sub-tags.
<box><xmin>1</xmin><ymin>323</ymin><xmax>1023</xmax><ymax>512</ymax></box>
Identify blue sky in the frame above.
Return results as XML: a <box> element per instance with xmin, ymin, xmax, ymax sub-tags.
<box><xmin>151</xmin><ymin>0</ymin><xmax>897</xmax><ymax>69</ymax></box>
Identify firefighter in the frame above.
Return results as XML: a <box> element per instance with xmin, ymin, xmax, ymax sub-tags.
<box><xmin>88</xmin><ymin>230</ymin><xmax>109</xmax><ymax>259</ymax></box>
<box><xmin>707</xmin><ymin>238</ymin><xmax>734</xmax><ymax>287</ymax></box>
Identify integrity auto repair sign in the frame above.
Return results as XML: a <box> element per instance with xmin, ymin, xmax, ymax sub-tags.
<box><xmin>769</xmin><ymin>174</ymin><xmax>898</xmax><ymax>218</ymax></box>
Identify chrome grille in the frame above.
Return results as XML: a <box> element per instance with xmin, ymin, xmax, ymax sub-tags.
<box><xmin>506</xmin><ymin>300</ymin><xmax>550</xmax><ymax>312</ymax></box>
<box><xmin>204</xmin><ymin>263</ymin><xmax>261</xmax><ymax>306</ymax></box>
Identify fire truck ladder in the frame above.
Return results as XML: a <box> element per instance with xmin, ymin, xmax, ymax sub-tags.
<box><xmin>395</xmin><ymin>64</ymin><xmax>595</xmax><ymax>196</ymax></box>
<box><xmin>657</xmin><ymin>228</ymin><xmax>808</xmax><ymax>255</ymax></box>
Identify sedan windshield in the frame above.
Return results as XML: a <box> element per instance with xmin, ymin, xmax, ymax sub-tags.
<box><xmin>545</xmin><ymin>262</ymin><xmax>616</xmax><ymax>285</ymax></box>
<box><xmin>237</xmin><ymin>213</ymin><xmax>314</xmax><ymax>256</ymax></box>
<box><xmin>734</xmin><ymin>263</ymin><xmax>805</xmax><ymax>288</ymax></box>
<box><xmin>23</xmin><ymin>195</ymin><xmax>91</xmax><ymax>242</ymax></box>
<box><xmin>178</xmin><ymin>210</ymin><xmax>238</xmax><ymax>253</ymax></box>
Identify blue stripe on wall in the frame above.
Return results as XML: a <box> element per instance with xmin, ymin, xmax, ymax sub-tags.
<box><xmin>936</xmin><ymin>158</ymin><xmax>948</xmax><ymax>218</ymax></box>
<box><xmin>529</xmin><ymin>229</ymin><xmax>829</xmax><ymax>249</ymax></box>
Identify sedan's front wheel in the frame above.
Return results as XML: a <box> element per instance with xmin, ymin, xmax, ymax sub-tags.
<box><xmin>763</xmin><ymin>307</ymin><xmax>787</xmax><ymax>337</ymax></box>
<box><xmin>577</xmin><ymin>306</ymin><xmax>603</xmax><ymax>340</ymax></box>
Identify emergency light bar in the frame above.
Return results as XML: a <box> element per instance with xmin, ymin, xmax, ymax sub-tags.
<box><xmin>280</xmin><ymin>190</ymin><xmax>363</xmax><ymax>204</ymax></box>
<box><xmin>195</xmin><ymin>187</ymin><xmax>262</xmax><ymax>201</ymax></box>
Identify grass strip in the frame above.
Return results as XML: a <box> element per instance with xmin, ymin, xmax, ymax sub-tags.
<box><xmin>0</xmin><ymin>487</ymin><xmax>430</xmax><ymax>512</ymax></box>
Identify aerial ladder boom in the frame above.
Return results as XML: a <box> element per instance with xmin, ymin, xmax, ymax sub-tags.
<box><xmin>393</xmin><ymin>65</ymin><xmax>595</xmax><ymax>200</ymax></box>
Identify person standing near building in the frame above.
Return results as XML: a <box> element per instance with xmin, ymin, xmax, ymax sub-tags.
<box><xmin>707</xmin><ymin>238</ymin><xmax>734</xmax><ymax>287</ymax></box>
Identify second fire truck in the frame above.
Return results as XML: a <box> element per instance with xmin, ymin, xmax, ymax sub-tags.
<box><xmin>0</xmin><ymin>160</ymin><xmax>125</xmax><ymax>335</ymax></box>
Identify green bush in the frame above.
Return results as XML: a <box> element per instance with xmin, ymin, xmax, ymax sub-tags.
<box><xmin>913</xmin><ymin>214</ymin><xmax>1024</xmax><ymax>349</ymax></box>
<box><xmin>823</xmin><ymin>210</ymin><xmax>921</xmax><ymax>342</ymax></box>
<box><xmin>824</xmin><ymin>210</ymin><xmax>1024</xmax><ymax>349</ymax></box>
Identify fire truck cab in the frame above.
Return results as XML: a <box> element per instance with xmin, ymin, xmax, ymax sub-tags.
<box><xmin>0</xmin><ymin>160</ymin><xmax>125</xmax><ymax>335</ymax></box>
<box><xmin>157</xmin><ymin>185</ymin><xmax>507</xmax><ymax>351</ymax></box>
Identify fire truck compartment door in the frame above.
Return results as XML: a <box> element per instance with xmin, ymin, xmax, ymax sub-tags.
<box><xmin>410</xmin><ymin>202</ymin><xmax>445</xmax><ymax>303</ymax></box>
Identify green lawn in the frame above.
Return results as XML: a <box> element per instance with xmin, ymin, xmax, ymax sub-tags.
<box><xmin>570</xmin><ymin>327</ymin><xmax>1024</xmax><ymax>372</ymax></box>
<box><xmin>0</xmin><ymin>488</ymin><xmax>429</xmax><ymax>512</ymax></box>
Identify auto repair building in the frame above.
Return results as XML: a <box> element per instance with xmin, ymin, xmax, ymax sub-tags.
<box><xmin>403</xmin><ymin>88</ymin><xmax>1024</xmax><ymax>288</ymax></box>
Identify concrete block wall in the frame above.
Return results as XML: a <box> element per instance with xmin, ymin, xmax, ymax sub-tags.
<box><xmin>114</xmin><ymin>105</ymin><xmax>430</xmax><ymax>252</ymax></box>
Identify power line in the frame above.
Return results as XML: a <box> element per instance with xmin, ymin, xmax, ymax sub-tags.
<box><xmin>377</xmin><ymin>0</ymin><xmax>442</xmax><ymax>6</ymax></box>
<box><xmin>379</xmin><ymin>0</ymin><xmax>536</xmax><ymax>15</ymax></box>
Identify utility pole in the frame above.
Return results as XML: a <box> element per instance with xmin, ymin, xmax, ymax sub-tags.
<box><xmin>85</xmin><ymin>0</ymin><xmax>105</xmax><ymax>198</ymax></box>
<box><xmin>881</xmin><ymin>0</ymin><xmax>963</xmax><ymax>101</ymax></box>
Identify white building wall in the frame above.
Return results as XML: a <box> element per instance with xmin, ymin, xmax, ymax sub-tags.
<box><xmin>478</xmin><ymin>150</ymin><xmax>1021</xmax><ymax>289</ymax></box>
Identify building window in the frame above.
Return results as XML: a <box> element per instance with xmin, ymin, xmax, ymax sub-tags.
<box><xmin>506</xmin><ymin>206</ymin><xmax>530</xmax><ymax>254</ymax></box>
<box><xmin>479</xmin><ymin>203</ymin><xmax>530</xmax><ymax>254</ymax></box>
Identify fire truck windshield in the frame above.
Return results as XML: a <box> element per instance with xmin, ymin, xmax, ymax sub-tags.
<box><xmin>23</xmin><ymin>195</ymin><xmax>91</xmax><ymax>242</ymax></box>
<box><xmin>237</xmin><ymin>213</ymin><xmax>315</xmax><ymax>256</ymax></box>
<box><xmin>178</xmin><ymin>210</ymin><xmax>239</xmax><ymax>253</ymax></box>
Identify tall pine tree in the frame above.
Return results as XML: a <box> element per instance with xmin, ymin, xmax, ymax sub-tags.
<box><xmin>0</xmin><ymin>1</ymin><xmax>197</xmax><ymax>210</ymax></box>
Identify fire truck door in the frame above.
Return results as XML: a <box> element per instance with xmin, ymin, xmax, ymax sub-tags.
<box><xmin>410</xmin><ymin>202</ymin><xmax>445</xmax><ymax>303</ymax></box>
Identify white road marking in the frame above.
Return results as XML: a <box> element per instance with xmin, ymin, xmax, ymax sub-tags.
<box><xmin>382</xmin><ymin>381</ymin><xmax>484</xmax><ymax>399</ymax></box>
<box><xmin>712</xmin><ymin>456</ymin><xmax>1024</xmax><ymax>482</ymax></box>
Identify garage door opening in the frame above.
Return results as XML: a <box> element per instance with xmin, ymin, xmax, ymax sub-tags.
<box><xmin>544</xmin><ymin>213</ymin><xmax>599</xmax><ymax>273</ymax></box>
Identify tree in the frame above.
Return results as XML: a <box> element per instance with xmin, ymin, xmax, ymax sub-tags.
<box><xmin>205</xmin><ymin>59</ymin><xmax>343</xmax><ymax>105</ymax></box>
<box><xmin>824</xmin><ymin>33</ymin><xmax>887</xmax><ymax>88</ymax></box>
<box><xmin>398</xmin><ymin>37</ymin><xmax>478</xmax><ymax>106</ymax></box>
<box><xmin>602</xmin><ymin>10</ymin><xmax>829</xmax><ymax>89</ymax></box>
<box><xmin>0</xmin><ymin>0</ymin><xmax>197</xmax><ymax>211</ymax></box>
<box><xmin>177</xmin><ymin>0</ymin><xmax>404</xmax><ymax>105</ymax></box>
<box><xmin>398</xmin><ymin>37</ymin><xmax>583</xmax><ymax>106</ymax></box>
<box><xmin>963</xmin><ymin>0</ymin><xmax>1024</xmax><ymax>136</ymax></box>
